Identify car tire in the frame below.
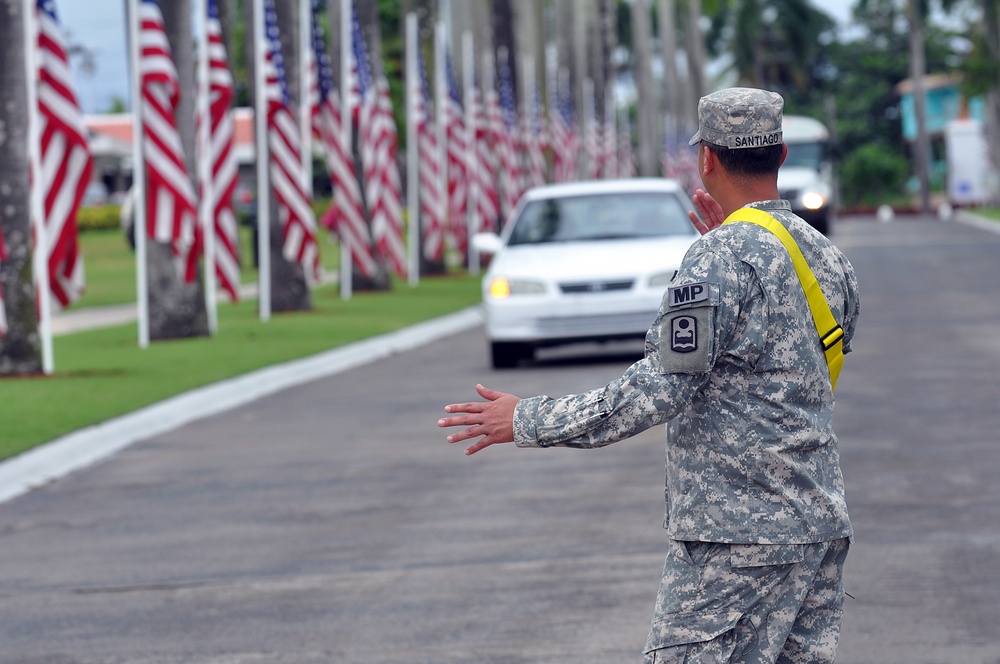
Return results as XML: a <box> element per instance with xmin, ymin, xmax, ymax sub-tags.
<box><xmin>490</xmin><ymin>342</ymin><xmax>533</xmax><ymax>369</ymax></box>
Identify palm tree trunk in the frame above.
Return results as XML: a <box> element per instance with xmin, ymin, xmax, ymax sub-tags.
<box><xmin>907</xmin><ymin>0</ymin><xmax>932</xmax><ymax>214</ymax></box>
<box><xmin>686</xmin><ymin>0</ymin><xmax>707</xmax><ymax>105</ymax></box>
<box><xmin>0</xmin><ymin>0</ymin><xmax>43</xmax><ymax>375</ymax></box>
<box><xmin>271</xmin><ymin>0</ymin><xmax>313</xmax><ymax>310</ymax></box>
<box><xmin>632</xmin><ymin>0</ymin><xmax>658</xmax><ymax>176</ymax></box>
<box><xmin>146</xmin><ymin>0</ymin><xmax>210</xmax><ymax>340</ymax></box>
<box><xmin>657</xmin><ymin>0</ymin><xmax>681</xmax><ymax>137</ymax></box>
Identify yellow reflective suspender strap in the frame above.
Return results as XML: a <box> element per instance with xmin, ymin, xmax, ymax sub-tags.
<box><xmin>721</xmin><ymin>207</ymin><xmax>844</xmax><ymax>392</ymax></box>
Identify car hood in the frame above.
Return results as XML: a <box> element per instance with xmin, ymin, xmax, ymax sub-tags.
<box><xmin>490</xmin><ymin>236</ymin><xmax>698</xmax><ymax>281</ymax></box>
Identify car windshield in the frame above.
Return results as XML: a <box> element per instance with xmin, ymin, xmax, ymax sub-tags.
<box><xmin>783</xmin><ymin>141</ymin><xmax>825</xmax><ymax>170</ymax></box>
<box><xmin>506</xmin><ymin>192</ymin><xmax>695</xmax><ymax>246</ymax></box>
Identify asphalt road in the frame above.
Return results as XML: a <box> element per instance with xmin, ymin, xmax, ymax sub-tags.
<box><xmin>1</xmin><ymin>215</ymin><xmax>999</xmax><ymax>663</ymax></box>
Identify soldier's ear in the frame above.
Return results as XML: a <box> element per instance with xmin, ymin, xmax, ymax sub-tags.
<box><xmin>701</xmin><ymin>144</ymin><xmax>716</xmax><ymax>178</ymax></box>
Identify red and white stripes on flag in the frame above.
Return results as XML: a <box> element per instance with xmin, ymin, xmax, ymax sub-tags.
<box><xmin>413</xmin><ymin>51</ymin><xmax>446</xmax><ymax>263</ymax></box>
<box><xmin>351</xmin><ymin>7</ymin><xmax>406</xmax><ymax>278</ymax></box>
<box><xmin>469</xmin><ymin>80</ymin><xmax>499</xmax><ymax>235</ymax></box>
<box><xmin>522</xmin><ymin>85</ymin><xmax>547</xmax><ymax>189</ymax></box>
<box><xmin>618</xmin><ymin>110</ymin><xmax>637</xmax><ymax>179</ymax></box>
<box><xmin>309</xmin><ymin>0</ymin><xmax>375</xmax><ymax>278</ymax></box>
<box><xmin>200</xmin><ymin>0</ymin><xmax>240</xmax><ymax>300</ymax></box>
<box><xmin>36</xmin><ymin>0</ymin><xmax>92</xmax><ymax>309</ymax></box>
<box><xmin>443</xmin><ymin>53</ymin><xmax>469</xmax><ymax>255</ymax></box>
<box><xmin>583</xmin><ymin>88</ymin><xmax>603</xmax><ymax>180</ymax></box>
<box><xmin>602</xmin><ymin>106</ymin><xmax>618</xmax><ymax>179</ymax></box>
<box><xmin>0</xmin><ymin>225</ymin><xmax>8</xmax><ymax>337</ymax></box>
<box><xmin>262</xmin><ymin>0</ymin><xmax>320</xmax><ymax>282</ymax></box>
<box><xmin>495</xmin><ymin>55</ymin><xmax>522</xmax><ymax>220</ymax></box>
<box><xmin>139</xmin><ymin>0</ymin><xmax>200</xmax><ymax>282</ymax></box>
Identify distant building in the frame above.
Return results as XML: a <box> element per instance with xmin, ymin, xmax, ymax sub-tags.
<box><xmin>895</xmin><ymin>74</ymin><xmax>998</xmax><ymax>206</ymax></box>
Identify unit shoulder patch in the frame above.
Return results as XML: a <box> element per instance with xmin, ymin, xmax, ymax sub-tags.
<box><xmin>658</xmin><ymin>306</ymin><xmax>715</xmax><ymax>374</ymax></box>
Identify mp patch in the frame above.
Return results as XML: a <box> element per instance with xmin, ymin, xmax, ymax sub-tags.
<box><xmin>667</xmin><ymin>281</ymin><xmax>710</xmax><ymax>308</ymax></box>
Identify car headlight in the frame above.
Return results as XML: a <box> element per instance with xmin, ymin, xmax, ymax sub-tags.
<box><xmin>802</xmin><ymin>192</ymin><xmax>826</xmax><ymax>210</ymax></box>
<box><xmin>488</xmin><ymin>277</ymin><xmax>546</xmax><ymax>298</ymax></box>
<box><xmin>648</xmin><ymin>271</ymin><xmax>677</xmax><ymax>288</ymax></box>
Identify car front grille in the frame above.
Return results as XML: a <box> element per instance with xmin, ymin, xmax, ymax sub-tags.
<box><xmin>535</xmin><ymin>310</ymin><xmax>656</xmax><ymax>336</ymax></box>
<box><xmin>559</xmin><ymin>279</ymin><xmax>634</xmax><ymax>294</ymax></box>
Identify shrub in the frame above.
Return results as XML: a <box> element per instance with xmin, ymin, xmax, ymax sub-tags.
<box><xmin>77</xmin><ymin>204</ymin><xmax>122</xmax><ymax>232</ymax></box>
<box><xmin>840</xmin><ymin>143</ymin><xmax>910</xmax><ymax>208</ymax></box>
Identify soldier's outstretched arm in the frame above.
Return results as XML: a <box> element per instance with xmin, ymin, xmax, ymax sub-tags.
<box><xmin>439</xmin><ymin>384</ymin><xmax>520</xmax><ymax>456</ymax></box>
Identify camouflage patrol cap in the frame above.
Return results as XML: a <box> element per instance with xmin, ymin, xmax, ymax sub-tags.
<box><xmin>688</xmin><ymin>87</ymin><xmax>784</xmax><ymax>149</ymax></box>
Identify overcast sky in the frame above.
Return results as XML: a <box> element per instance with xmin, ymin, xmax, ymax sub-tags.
<box><xmin>59</xmin><ymin>0</ymin><xmax>857</xmax><ymax>115</ymax></box>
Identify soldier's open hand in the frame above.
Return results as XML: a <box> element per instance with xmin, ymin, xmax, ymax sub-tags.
<box><xmin>689</xmin><ymin>189</ymin><xmax>725</xmax><ymax>235</ymax></box>
<box><xmin>439</xmin><ymin>384</ymin><xmax>519</xmax><ymax>456</ymax></box>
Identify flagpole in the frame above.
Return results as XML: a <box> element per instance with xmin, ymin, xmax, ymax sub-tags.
<box><xmin>197</xmin><ymin>0</ymin><xmax>218</xmax><ymax>335</ymax></box>
<box><xmin>128</xmin><ymin>0</ymin><xmax>150</xmax><ymax>349</ymax></box>
<box><xmin>23</xmin><ymin>0</ymin><xmax>54</xmax><ymax>373</ymax></box>
<box><xmin>300</xmin><ymin>0</ymin><xmax>312</xmax><ymax>198</ymax></box>
<box><xmin>433</xmin><ymin>21</ymin><xmax>447</xmax><ymax>264</ymax></box>
<box><xmin>462</xmin><ymin>31</ymin><xmax>479</xmax><ymax>275</ymax></box>
<box><xmin>339</xmin><ymin>0</ymin><xmax>353</xmax><ymax>300</ymax></box>
<box><xmin>405</xmin><ymin>12</ymin><xmax>419</xmax><ymax>287</ymax></box>
<box><xmin>253</xmin><ymin>0</ymin><xmax>272</xmax><ymax>321</ymax></box>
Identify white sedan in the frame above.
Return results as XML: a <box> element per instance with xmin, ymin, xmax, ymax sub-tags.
<box><xmin>473</xmin><ymin>179</ymin><xmax>701</xmax><ymax>368</ymax></box>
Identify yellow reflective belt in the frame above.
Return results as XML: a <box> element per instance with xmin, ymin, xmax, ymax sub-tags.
<box><xmin>722</xmin><ymin>207</ymin><xmax>844</xmax><ymax>392</ymax></box>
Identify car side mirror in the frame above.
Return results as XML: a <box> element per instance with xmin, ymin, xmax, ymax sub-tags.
<box><xmin>471</xmin><ymin>232</ymin><xmax>503</xmax><ymax>256</ymax></box>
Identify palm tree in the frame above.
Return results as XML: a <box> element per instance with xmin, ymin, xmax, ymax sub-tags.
<box><xmin>0</xmin><ymin>0</ymin><xmax>43</xmax><ymax>375</ymax></box>
<box><xmin>148</xmin><ymin>0</ymin><xmax>211</xmax><ymax>339</ymax></box>
<box><xmin>632</xmin><ymin>0</ymin><xmax>659</xmax><ymax>175</ymax></box>
<box><xmin>704</xmin><ymin>0</ymin><xmax>834</xmax><ymax>94</ymax></box>
<box><xmin>271</xmin><ymin>0</ymin><xmax>313</xmax><ymax>310</ymax></box>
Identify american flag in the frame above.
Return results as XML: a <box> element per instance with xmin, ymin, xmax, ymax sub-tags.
<box><xmin>36</xmin><ymin>0</ymin><xmax>92</xmax><ymax>308</ymax></box>
<box><xmin>262</xmin><ymin>0</ymin><xmax>319</xmax><ymax>282</ymax></box>
<box><xmin>602</xmin><ymin>104</ymin><xmax>618</xmax><ymax>179</ymax></box>
<box><xmin>351</xmin><ymin>7</ymin><xmax>406</xmax><ymax>277</ymax></box>
<box><xmin>309</xmin><ymin>0</ymin><xmax>375</xmax><ymax>278</ymax></box>
<box><xmin>662</xmin><ymin>140</ymin><xmax>701</xmax><ymax>197</ymax></box>
<box><xmin>522</xmin><ymin>85</ymin><xmax>547</xmax><ymax>189</ymax></box>
<box><xmin>468</xmin><ymin>77</ymin><xmax>499</xmax><ymax>235</ymax></box>
<box><xmin>618</xmin><ymin>110</ymin><xmax>637</xmax><ymax>179</ymax></box>
<box><xmin>443</xmin><ymin>52</ymin><xmax>468</xmax><ymax>255</ymax></box>
<box><xmin>0</xmin><ymin>225</ymin><xmax>8</xmax><ymax>337</ymax></box>
<box><xmin>413</xmin><ymin>50</ymin><xmax>446</xmax><ymax>263</ymax></box>
<box><xmin>495</xmin><ymin>55</ymin><xmax>522</xmax><ymax>220</ymax></box>
<box><xmin>584</xmin><ymin>91</ymin><xmax>603</xmax><ymax>180</ymax></box>
<box><xmin>139</xmin><ymin>0</ymin><xmax>200</xmax><ymax>282</ymax></box>
<box><xmin>201</xmin><ymin>0</ymin><xmax>240</xmax><ymax>300</ymax></box>
<box><xmin>548</xmin><ymin>86</ymin><xmax>577</xmax><ymax>183</ymax></box>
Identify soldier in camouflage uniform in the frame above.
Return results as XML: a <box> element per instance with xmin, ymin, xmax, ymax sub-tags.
<box><xmin>439</xmin><ymin>87</ymin><xmax>860</xmax><ymax>663</ymax></box>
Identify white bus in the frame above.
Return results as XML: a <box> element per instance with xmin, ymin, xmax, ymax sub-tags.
<box><xmin>779</xmin><ymin>115</ymin><xmax>834</xmax><ymax>234</ymax></box>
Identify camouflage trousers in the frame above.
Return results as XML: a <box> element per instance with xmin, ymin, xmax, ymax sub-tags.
<box><xmin>643</xmin><ymin>538</ymin><xmax>850</xmax><ymax>664</ymax></box>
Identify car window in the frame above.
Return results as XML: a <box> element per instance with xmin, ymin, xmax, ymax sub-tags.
<box><xmin>507</xmin><ymin>192</ymin><xmax>695</xmax><ymax>246</ymax></box>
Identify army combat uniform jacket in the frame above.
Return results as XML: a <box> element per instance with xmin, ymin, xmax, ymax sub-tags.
<box><xmin>512</xmin><ymin>200</ymin><xmax>859</xmax><ymax>545</ymax></box>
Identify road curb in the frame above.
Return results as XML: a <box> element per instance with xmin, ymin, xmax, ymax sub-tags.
<box><xmin>0</xmin><ymin>306</ymin><xmax>484</xmax><ymax>507</ymax></box>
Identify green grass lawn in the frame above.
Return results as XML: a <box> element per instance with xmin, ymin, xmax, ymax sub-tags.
<box><xmin>67</xmin><ymin>225</ymin><xmax>342</xmax><ymax>308</ymax></box>
<box><xmin>971</xmin><ymin>208</ymin><xmax>1000</xmax><ymax>222</ymax></box>
<box><xmin>2</xmin><ymin>228</ymin><xmax>481</xmax><ymax>460</ymax></box>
